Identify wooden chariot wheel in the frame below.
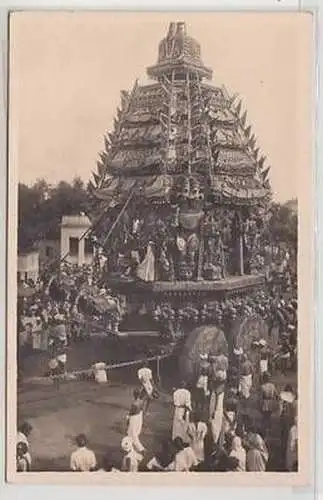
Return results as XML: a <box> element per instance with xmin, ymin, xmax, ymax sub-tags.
<box><xmin>179</xmin><ymin>324</ymin><xmax>228</xmax><ymax>382</ymax></box>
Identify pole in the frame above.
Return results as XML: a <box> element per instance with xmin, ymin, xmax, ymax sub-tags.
<box><xmin>239</xmin><ymin>234</ymin><xmax>244</xmax><ymax>276</ymax></box>
<box><xmin>156</xmin><ymin>355</ymin><xmax>161</xmax><ymax>384</ymax></box>
<box><xmin>186</xmin><ymin>71</ymin><xmax>192</xmax><ymax>176</ymax></box>
<box><xmin>101</xmin><ymin>189</ymin><xmax>135</xmax><ymax>248</ymax></box>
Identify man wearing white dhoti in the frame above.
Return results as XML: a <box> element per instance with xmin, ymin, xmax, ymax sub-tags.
<box><xmin>195</xmin><ymin>354</ymin><xmax>210</xmax><ymax>416</ymax></box>
<box><xmin>137</xmin><ymin>361</ymin><xmax>156</xmax><ymax>412</ymax></box>
<box><xmin>127</xmin><ymin>389</ymin><xmax>145</xmax><ymax>453</ymax></box>
<box><xmin>239</xmin><ymin>354</ymin><xmax>253</xmax><ymax>400</ymax></box>
<box><xmin>210</xmin><ymin>390</ymin><xmax>224</xmax><ymax>445</ymax></box>
<box><xmin>187</xmin><ymin>414</ymin><xmax>208</xmax><ymax>463</ymax></box>
<box><xmin>258</xmin><ymin>339</ymin><xmax>270</xmax><ymax>375</ymax></box>
<box><xmin>172</xmin><ymin>382</ymin><xmax>192</xmax><ymax>443</ymax></box>
<box><xmin>208</xmin><ymin>353</ymin><xmax>228</xmax><ymax>419</ymax></box>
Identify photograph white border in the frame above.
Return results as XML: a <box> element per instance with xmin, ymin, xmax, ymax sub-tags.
<box><xmin>0</xmin><ymin>1</ymin><xmax>320</xmax><ymax>499</ymax></box>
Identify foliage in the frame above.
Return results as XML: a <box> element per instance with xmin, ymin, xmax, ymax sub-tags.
<box><xmin>18</xmin><ymin>177</ymin><xmax>89</xmax><ymax>252</ymax></box>
<box><xmin>267</xmin><ymin>199</ymin><xmax>297</xmax><ymax>247</ymax></box>
<box><xmin>18</xmin><ymin>176</ymin><xmax>297</xmax><ymax>257</ymax></box>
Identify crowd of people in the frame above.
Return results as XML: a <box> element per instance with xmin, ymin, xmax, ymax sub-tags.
<box><xmin>17</xmin><ymin>338</ymin><xmax>298</xmax><ymax>473</ymax></box>
<box><xmin>16</xmin><ymin>243</ymin><xmax>298</xmax><ymax>473</ymax></box>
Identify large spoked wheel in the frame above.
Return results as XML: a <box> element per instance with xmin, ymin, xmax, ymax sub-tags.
<box><xmin>229</xmin><ymin>314</ymin><xmax>269</xmax><ymax>366</ymax></box>
<box><xmin>179</xmin><ymin>324</ymin><xmax>228</xmax><ymax>382</ymax></box>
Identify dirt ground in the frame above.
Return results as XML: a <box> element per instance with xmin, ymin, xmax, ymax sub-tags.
<box><xmin>18</xmin><ymin>378</ymin><xmax>173</xmax><ymax>471</ymax></box>
<box><xmin>18</xmin><ymin>355</ymin><xmax>297</xmax><ymax>472</ymax></box>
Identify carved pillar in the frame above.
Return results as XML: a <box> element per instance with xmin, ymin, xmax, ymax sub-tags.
<box><xmin>235</xmin><ymin>211</ymin><xmax>244</xmax><ymax>276</ymax></box>
<box><xmin>197</xmin><ymin>221</ymin><xmax>204</xmax><ymax>281</ymax></box>
<box><xmin>239</xmin><ymin>233</ymin><xmax>244</xmax><ymax>276</ymax></box>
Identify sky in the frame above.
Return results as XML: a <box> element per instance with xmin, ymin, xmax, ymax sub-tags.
<box><xmin>9</xmin><ymin>11</ymin><xmax>312</xmax><ymax>202</ymax></box>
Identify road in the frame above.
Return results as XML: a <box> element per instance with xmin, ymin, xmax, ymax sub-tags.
<box><xmin>18</xmin><ymin>365</ymin><xmax>296</xmax><ymax>472</ymax></box>
<box><xmin>18</xmin><ymin>377</ymin><xmax>173</xmax><ymax>471</ymax></box>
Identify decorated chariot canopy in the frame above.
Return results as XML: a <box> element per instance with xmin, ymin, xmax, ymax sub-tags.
<box><xmin>89</xmin><ymin>21</ymin><xmax>272</xmax><ymax>284</ymax></box>
<box><xmin>90</xmin><ymin>21</ymin><xmax>271</xmax><ymax>207</ymax></box>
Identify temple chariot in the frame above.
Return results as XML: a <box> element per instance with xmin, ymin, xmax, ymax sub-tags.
<box><xmin>88</xmin><ymin>22</ymin><xmax>273</xmax><ymax>379</ymax></box>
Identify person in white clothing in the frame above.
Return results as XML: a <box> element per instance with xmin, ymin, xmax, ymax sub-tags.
<box><xmin>286</xmin><ymin>416</ymin><xmax>298</xmax><ymax>471</ymax></box>
<box><xmin>127</xmin><ymin>388</ymin><xmax>145</xmax><ymax>453</ymax></box>
<box><xmin>17</xmin><ymin>422</ymin><xmax>33</xmax><ymax>467</ymax></box>
<box><xmin>210</xmin><ymin>390</ymin><xmax>224</xmax><ymax>445</ymax></box>
<box><xmin>137</xmin><ymin>361</ymin><xmax>156</xmax><ymax>412</ymax></box>
<box><xmin>121</xmin><ymin>437</ymin><xmax>144</xmax><ymax>472</ymax></box>
<box><xmin>229</xmin><ymin>436</ymin><xmax>246</xmax><ymax>471</ymax></box>
<box><xmin>170</xmin><ymin>437</ymin><xmax>198</xmax><ymax>472</ymax></box>
<box><xmin>258</xmin><ymin>339</ymin><xmax>270</xmax><ymax>376</ymax></box>
<box><xmin>172</xmin><ymin>381</ymin><xmax>192</xmax><ymax>442</ymax></box>
<box><xmin>187</xmin><ymin>413</ymin><xmax>208</xmax><ymax>463</ymax></box>
<box><xmin>70</xmin><ymin>434</ymin><xmax>97</xmax><ymax>472</ymax></box>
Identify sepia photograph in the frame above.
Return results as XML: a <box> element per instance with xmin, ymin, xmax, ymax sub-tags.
<box><xmin>7</xmin><ymin>11</ymin><xmax>313</xmax><ymax>484</ymax></box>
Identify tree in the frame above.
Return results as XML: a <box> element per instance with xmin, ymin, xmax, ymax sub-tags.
<box><xmin>18</xmin><ymin>177</ymin><xmax>90</xmax><ymax>252</ymax></box>
<box><xmin>268</xmin><ymin>199</ymin><xmax>297</xmax><ymax>247</ymax></box>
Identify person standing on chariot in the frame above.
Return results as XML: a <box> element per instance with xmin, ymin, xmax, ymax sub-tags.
<box><xmin>172</xmin><ymin>381</ymin><xmax>192</xmax><ymax>443</ymax></box>
<box><xmin>137</xmin><ymin>361</ymin><xmax>157</xmax><ymax>413</ymax></box>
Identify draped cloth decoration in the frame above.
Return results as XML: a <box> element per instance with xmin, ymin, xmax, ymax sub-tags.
<box><xmin>136</xmin><ymin>242</ymin><xmax>156</xmax><ymax>282</ymax></box>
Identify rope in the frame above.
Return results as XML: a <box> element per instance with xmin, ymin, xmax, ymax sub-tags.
<box><xmin>26</xmin><ymin>352</ymin><xmax>173</xmax><ymax>383</ymax></box>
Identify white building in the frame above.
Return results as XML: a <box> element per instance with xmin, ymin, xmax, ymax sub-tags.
<box><xmin>60</xmin><ymin>215</ymin><xmax>94</xmax><ymax>266</ymax></box>
<box><xmin>17</xmin><ymin>250</ymin><xmax>39</xmax><ymax>283</ymax></box>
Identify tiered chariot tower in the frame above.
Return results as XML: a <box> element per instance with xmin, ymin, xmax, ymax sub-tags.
<box><xmin>89</xmin><ymin>22</ymin><xmax>272</xmax><ymax>378</ymax></box>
